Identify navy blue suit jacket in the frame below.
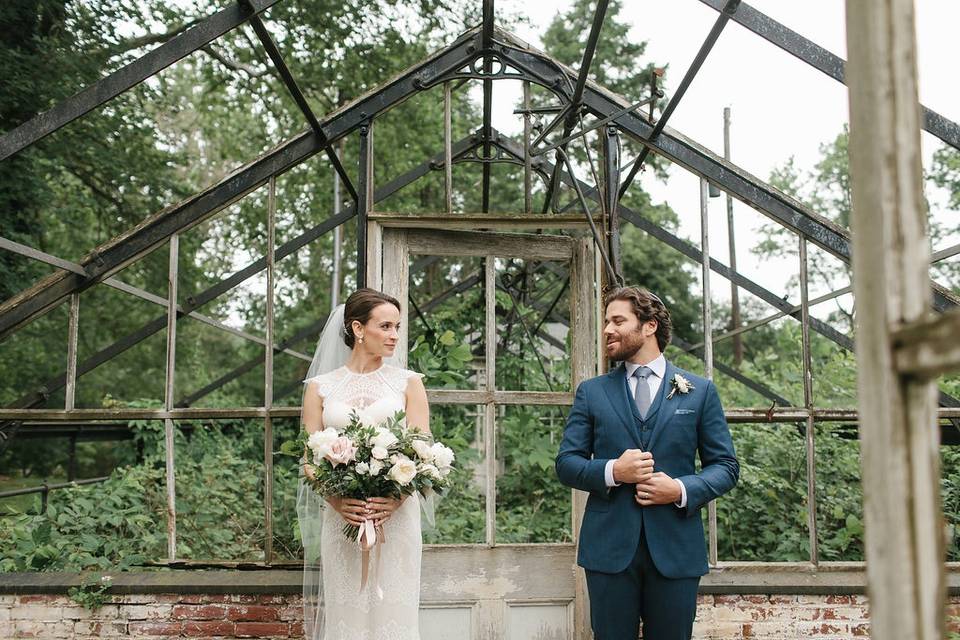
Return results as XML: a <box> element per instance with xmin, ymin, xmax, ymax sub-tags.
<box><xmin>555</xmin><ymin>360</ymin><xmax>739</xmax><ymax>579</ymax></box>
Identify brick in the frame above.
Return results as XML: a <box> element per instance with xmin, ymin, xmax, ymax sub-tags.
<box><xmin>257</xmin><ymin>595</ymin><xmax>285</xmax><ymax>604</ymax></box>
<box><xmin>117</xmin><ymin>594</ymin><xmax>154</xmax><ymax>604</ymax></box>
<box><xmin>128</xmin><ymin>621</ymin><xmax>185</xmax><ymax>636</ymax></box>
<box><xmin>61</xmin><ymin>606</ymin><xmax>97</xmax><ymax>621</ymax></box>
<box><xmin>184</xmin><ymin>620</ymin><xmax>236</xmax><ymax>636</ymax></box>
<box><xmin>11</xmin><ymin>605</ymin><xmax>63</xmax><ymax>621</ymax></box>
<box><xmin>822</xmin><ymin>606</ymin><xmax>868</xmax><ymax>621</ymax></box>
<box><xmin>289</xmin><ymin>621</ymin><xmax>304</xmax><ymax>636</ymax></box>
<box><xmin>278</xmin><ymin>605</ymin><xmax>302</xmax><ymax>621</ymax></box>
<box><xmin>235</xmin><ymin>621</ymin><xmax>291</xmax><ymax>637</ymax></box>
<box><xmin>203</xmin><ymin>594</ymin><xmax>238</xmax><ymax>603</ymax></box>
<box><xmin>824</xmin><ymin>595</ymin><xmax>852</xmax><ymax>605</ymax></box>
<box><xmin>73</xmin><ymin>621</ymin><xmax>104</xmax><ymax>635</ymax></box>
<box><xmin>121</xmin><ymin>604</ymin><xmax>173</xmax><ymax>621</ymax></box>
<box><xmin>178</xmin><ymin>594</ymin><xmax>205</xmax><ymax>604</ymax></box>
<box><xmin>851</xmin><ymin>622</ymin><xmax>870</xmax><ymax>636</ymax></box>
<box><xmin>0</xmin><ymin>608</ymin><xmax>9</xmax><ymax>622</ymax></box>
<box><xmin>171</xmin><ymin>603</ymin><xmax>226</xmax><ymax>620</ymax></box>
<box><xmin>226</xmin><ymin>605</ymin><xmax>280</xmax><ymax>622</ymax></box>
<box><xmin>16</xmin><ymin>595</ymin><xmax>51</xmax><ymax>605</ymax></box>
<box><xmin>10</xmin><ymin>620</ymin><xmax>73</xmax><ymax>638</ymax></box>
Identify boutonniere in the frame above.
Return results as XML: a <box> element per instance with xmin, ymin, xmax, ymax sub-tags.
<box><xmin>666</xmin><ymin>373</ymin><xmax>695</xmax><ymax>400</ymax></box>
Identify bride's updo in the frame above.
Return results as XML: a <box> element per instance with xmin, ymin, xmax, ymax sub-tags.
<box><xmin>342</xmin><ymin>288</ymin><xmax>401</xmax><ymax>348</ymax></box>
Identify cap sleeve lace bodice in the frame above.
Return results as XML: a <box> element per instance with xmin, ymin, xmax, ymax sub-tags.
<box><xmin>304</xmin><ymin>364</ymin><xmax>423</xmax><ymax>430</ymax></box>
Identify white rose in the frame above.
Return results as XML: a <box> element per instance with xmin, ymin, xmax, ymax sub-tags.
<box><xmin>355</xmin><ymin>462</ymin><xmax>369</xmax><ymax>475</ymax></box>
<box><xmin>307</xmin><ymin>428</ymin><xmax>339</xmax><ymax>459</ymax></box>
<box><xmin>368</xmin><ymin>458</ymin><xmax>384</xmax><ymax>476</ymax></box>
<box><xmin>370</xmin><ymin>427</ymin><xmax>398</xmax><ymax>450</ymax></box>
<box><xmin>387</xmin><ymin>456</ymin><xmax>417</xmax><ymax>485</ymax></box>
<box><xmin>417</xmin><ymin>463</ymin><xmax>441</xmax><ymax>481</ymax></box>
<box><xmin>411</xmin><ymin>439</ymin><xmax>433</xmax><ymax>461</ymax></box>
<box><xmin>371</xmin><ymin>446</ymin><xmax>389</xmax><ymax>460</ymax></box>
<box><xmin>429</xmin><ymin>443</ymin><xmax>455</xmax><ymax>470</ymax></box>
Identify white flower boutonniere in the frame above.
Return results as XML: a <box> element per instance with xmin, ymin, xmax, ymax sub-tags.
<box><xmin>667</xmin><ymin>373</ymin><xmax>695</xmax><ymax>400</ymax></box>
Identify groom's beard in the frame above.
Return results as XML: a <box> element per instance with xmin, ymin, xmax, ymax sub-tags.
<box><xmin>607</xmin><ymin>331</ymin><xmax>646</xmax><ymax>362</ymax></box>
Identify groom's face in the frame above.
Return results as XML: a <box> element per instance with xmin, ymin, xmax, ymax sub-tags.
<box><xmin>603</xmin><ymin>299</ymin><xmax>656</xmax><ymax>361</ymax></box>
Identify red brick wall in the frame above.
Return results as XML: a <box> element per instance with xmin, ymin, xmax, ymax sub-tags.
<box><xmin>0</xmin><ymin>594</ymin><xmax>303</xmax><ymax>639</ymax></box>
<box><xmin>0</xmin><ymin>593</ymin><xmax>958</xmax><ymax>638</ymax></box>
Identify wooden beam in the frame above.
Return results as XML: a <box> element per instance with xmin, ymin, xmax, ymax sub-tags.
<box><xmin>845</xmin><ymin>1</ymin><xmax>945</xmax><ymax>638</ymax></box>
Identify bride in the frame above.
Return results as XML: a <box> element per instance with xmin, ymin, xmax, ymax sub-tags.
<box><xmin>297</xmin><ymin>288</ymin><xmax>430</xmax><ymax>640</ymax></box>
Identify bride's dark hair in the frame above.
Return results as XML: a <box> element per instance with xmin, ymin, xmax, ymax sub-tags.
<box><xmin>342</xmin><ymin>288</ymin><xmax>401</xmax><ymax>348</ymax></box>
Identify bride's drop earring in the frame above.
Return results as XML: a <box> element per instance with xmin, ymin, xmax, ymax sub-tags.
<box><xmin>359</xmin><ymin>335</ymin><xmax>364</xmax><ymax>344</ymax></box>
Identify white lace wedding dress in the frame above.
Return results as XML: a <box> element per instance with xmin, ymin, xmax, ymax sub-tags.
<box><xmin>304</xmin><ymin>363</ymin><xmax>423</xmax><ymax>640</ymax></box>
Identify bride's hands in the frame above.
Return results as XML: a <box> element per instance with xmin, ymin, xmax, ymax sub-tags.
<box><xmin>327</xmin><ymin>496</ymin><xmax>367</xmax><ymax>527</ymax></box>
<box><xmin>367</xmin><ymin>495</ymin><xmax>406</xmax><ymax>526</ymax></box>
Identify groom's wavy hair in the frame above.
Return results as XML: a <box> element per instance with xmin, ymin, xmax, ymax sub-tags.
<box><xmin>603</xmin><ymin>286</ymin><xmax>672</xmax><ymax>352</ymax></box>
<box><xmin>342</xmin><ymin>288</ymin><xmax>402</xmax><ymax>348</ymax></box>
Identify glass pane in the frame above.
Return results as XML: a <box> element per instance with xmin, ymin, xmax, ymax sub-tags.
<box><xmin>271</xmin><ymin>416</ymin><xmax>303</xmax><ymax>562</ymax></box>
<box><xmin>408</xmin><ymin>255</ymin><xmax>484</xmax><ymax>391</ymax></box>
<box><xmin>716</xmin><ymin>422</ymin><xmax>809</xmax><ymax>561</ymax></box>
<box><xmin>495</xmin><ymin>257</ymin><xmax>571</xmax><ymax>392</ymax></box>
<box><xmin>0</xmin><ymin>420</ymin><xmax>165</xmax><ymax>571</ymax></box>
<box><xmin>423</xmin><ymin>403</ymin><xmax>485</xmax><ymax>544</ymax></box>
<box><xmin>814</xmin><ymin>423</ymin><xmax>864</xmax><ymax>561</ymax></box>
<box><xmin>0</xmin><ymin>304</ymin><xmax>68</xmax><ymax>407</ymax></box>
<box><xmin>496</xmin><ymin>404</ymin><xmax>571</xmax><ymax>543</ymax></box>
<box><xmin>940</xmin><ymin>427</ymin><xmax>960</xmax><ymax>562</ymax></box>
<box><xmin>173</xmin><ymin>418</ymin><xmax>265</xmax><ymax>562</ymax></box>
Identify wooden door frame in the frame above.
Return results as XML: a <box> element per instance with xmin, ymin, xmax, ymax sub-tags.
<box><xmin>367</xmin><ymin>220</ymin><xmax>598</xmax><ymax>639</ymax></box>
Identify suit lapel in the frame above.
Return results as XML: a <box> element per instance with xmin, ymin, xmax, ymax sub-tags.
<box><xmin>600</xmin><ymin>364</ymin><xmax>643</xmax><ymax>449</ymax></box>
<box><xmin>645</xmin><ymin>360</ymin><xmax>676</xmax><ymax>452</ymax></box>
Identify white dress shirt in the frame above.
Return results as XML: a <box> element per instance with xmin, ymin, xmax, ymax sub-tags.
<box><xmin>603</xmin><ymin>354</ymin><xmax>687</xmax><ymax>508</ymax></box>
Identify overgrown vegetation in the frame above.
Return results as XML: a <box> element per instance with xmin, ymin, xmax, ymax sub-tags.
<box><xmin>1</xmin><ymin>0</ymin><xmax>958</xmax><ymax>574</ymax></box>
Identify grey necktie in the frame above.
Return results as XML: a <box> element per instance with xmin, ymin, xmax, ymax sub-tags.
<box><xmin>633</xmin><ymin>366</ymin><xmax>653</xmax><ymax>419</ymax></box>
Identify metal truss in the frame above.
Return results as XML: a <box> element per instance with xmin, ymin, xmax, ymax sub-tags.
<box><xmin>2</xmin><ymin>2</ymin><xmax>958</xmax><ymax>430</ymax></box>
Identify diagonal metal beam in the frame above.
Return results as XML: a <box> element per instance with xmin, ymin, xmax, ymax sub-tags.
<box><xmin>241</xmin><ymin>4</ymin><xmax>359</xmax><ymax>203</ymax></box>
<box><xmin>698</xmin><ymin>0</ymin><xmax>960</xmax><ymax>150</ymax></box>
<box><xmin>3</xmin><ymin>135</ymin><xmax>483</xmax><ymax>413</ymax></box>
<box><xmin>540</xmin><ymin>0</ymin><xmax>610</xmax><ymax>213</ymax></box>
<box><xmin>0</xmin><ymin>0</ymin><xmax>282</xmax><ymax>161</ymax></box>
<box><xmin>0</xmin><ymin>29</ymin><xmax>483</xmax><ymax>342</ymax></box>
<box><xmin>492</xmin><ymin>35</ymin><xmax>959</xmax><ymax>313</ymax></box>
<box><xmin>617</xmin><ymin>0</ymin><xmax>741</xmax><ymax>199</ymax></box>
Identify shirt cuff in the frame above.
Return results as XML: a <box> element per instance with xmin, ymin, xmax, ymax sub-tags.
<box><xmin>604</xmin><ymin>459</ymin><xmax>620</xmax><ymax>487</ymax></box>
<box><xmin>674</xmin><ymin>478</ymin><xmax>687</xmax><ymax>508</ymax></box>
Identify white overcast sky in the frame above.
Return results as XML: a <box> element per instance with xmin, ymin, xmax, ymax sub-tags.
<box><xmin>482</xmin><ymin>0</ymin><xmax>959</xmax><ymax>303</ymax></box>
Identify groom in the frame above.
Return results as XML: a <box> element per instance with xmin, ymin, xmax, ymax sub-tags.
<box><xmin>556</xmin><ymin>286</ymin><xmax>739</xmax><ymax>639</ymax></box>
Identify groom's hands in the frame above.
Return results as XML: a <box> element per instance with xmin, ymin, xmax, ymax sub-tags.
<box><xmin>635</xmin><ymin>472</ymin><xmax>683</xmax><ymax>506</ymax></box>
<box><xmin>612</xmin><ymin>449</ymin><xmax>655</xmax><ymax>484</ymax></box>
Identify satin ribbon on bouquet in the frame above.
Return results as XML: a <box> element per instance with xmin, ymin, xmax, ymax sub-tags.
<box><xmin>356</xmin><ymin>519</ymin><xmax>386</xmax><ymax>599</ymax></box>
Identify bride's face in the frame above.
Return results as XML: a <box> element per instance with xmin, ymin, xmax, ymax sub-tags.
<box><xmin>356</xmin><ymin>303</ymin><xmax>401</xmax><ymax>357</ymax></box>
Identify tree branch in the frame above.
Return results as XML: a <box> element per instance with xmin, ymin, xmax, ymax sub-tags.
<box><xmin>201</xmin><ymin>44</ymin><xmax>268</xmax><ymax>78</ymax></box>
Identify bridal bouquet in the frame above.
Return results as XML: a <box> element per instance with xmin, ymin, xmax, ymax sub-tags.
<box><xmin>296</xmin><ymin>408</ymin><xmax>455</xmax><ymax>540</ymax></box>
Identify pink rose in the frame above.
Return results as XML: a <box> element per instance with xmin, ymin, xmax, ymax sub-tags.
<box><xmin>326</xmin><ymin>436</ymin><xmax>357</xmax><ymax>468</ymax></box>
